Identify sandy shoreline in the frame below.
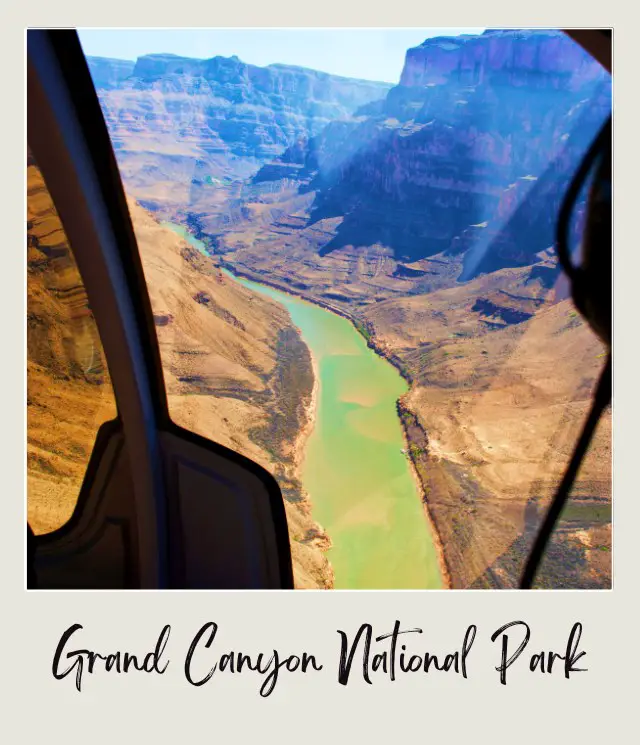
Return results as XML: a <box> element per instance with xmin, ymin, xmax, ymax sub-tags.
<box><xmin>288</xmin><ymin>340</ymin><xmax>334</xmax><ymax>565</ymax></box>
<box><xmin>398</xmin><ymin>395</ymin><xmax>453</xmax><ymax>590</ymax></box>
<box><xmin>291</xmin><ymin>346</ymin><xmax>319</xmax><ymax>474</ymax></box>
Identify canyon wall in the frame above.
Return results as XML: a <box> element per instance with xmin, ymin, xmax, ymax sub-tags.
<box><xmin>363</xmin><ymin>32</ymin><xmax>605</xmax><ymax>271</ymax></box>
<box><xmin>86</xmin><ymin>54</ymin><xmax>391</xmax><ymax>216</ymax></box>
<box><xmin>247</xmin><ymin>29</ymin><xmax>610</xmax><ymax>290</ymax></box>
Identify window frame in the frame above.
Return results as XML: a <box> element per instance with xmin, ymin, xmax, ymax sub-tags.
<box><xmin>27</xmin><ymin>29</ymin><xmax>294</xmax><ymax>589</ymax></box>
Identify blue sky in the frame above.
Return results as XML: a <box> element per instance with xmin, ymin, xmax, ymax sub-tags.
<box><xmin>78</xmin><ymin>28</ymin><xmax>485</xmax><ymax>83</ymax></box>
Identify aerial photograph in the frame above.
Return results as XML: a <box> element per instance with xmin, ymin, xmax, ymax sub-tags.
<box><xmin>26</xmin><ymin>28</ymin><xmax>612</xmax><ymax>590</ymax></box>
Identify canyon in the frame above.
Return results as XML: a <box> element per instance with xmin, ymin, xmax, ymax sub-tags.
<box><xmin>76</xmin><ymin>29</ymin><xmax>612</xmax><ymax>588</ymax></box>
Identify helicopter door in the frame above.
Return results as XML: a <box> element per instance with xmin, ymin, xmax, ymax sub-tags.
<box><xmin>27</xmin><ymin>29</ymin><xmax>293</xmax><ymax>590</ymax></box>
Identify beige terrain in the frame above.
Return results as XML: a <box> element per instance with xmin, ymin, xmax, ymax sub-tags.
<box><xmin>215</xmin><ymin>187</ymin><xmax>447</xmax><ymax>308</ymax></box>
<box><xmin>27</xmin><ymin>157</ymin><xmax>118</xmax><ymax>533</ymax></box>
<box><xmin>364</xmin><ymin>266</ymin><xmax>611</xmax><ymax>588</ymax></box>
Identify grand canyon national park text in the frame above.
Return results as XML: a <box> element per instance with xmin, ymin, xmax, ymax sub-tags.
<box><xmin>51</xmin><ymin>620</ymin><xmax>588</xmax><ymax>696</ymax></box>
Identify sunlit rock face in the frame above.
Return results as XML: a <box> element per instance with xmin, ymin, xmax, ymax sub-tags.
<box><xmin>399</xmin><ymin>29</ymin><xmax>604</xmax><ymax>90</ymax></box>
<box><xmin>257</xmin><ymin>29</ymin><xmax>610</xmax><ymax>282</ymax></box>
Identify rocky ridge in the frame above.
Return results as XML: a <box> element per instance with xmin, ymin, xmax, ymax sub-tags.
<box><xmin>86</xmin><ymin>53</ymin><xmax>391</xmax><ymax>216</ymax></box>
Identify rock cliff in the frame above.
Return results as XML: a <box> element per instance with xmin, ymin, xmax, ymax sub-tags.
<box><xmin>248</xmin><ymin>29</ymin><xmax>610</xmax><ymax>286</ymax></box>
<box><xmin>86</xmin><ymin>54</ymin><xmax>391</xmax><ymax>215</ymax></box>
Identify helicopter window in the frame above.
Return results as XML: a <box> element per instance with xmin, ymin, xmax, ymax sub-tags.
<box><xmin>78</xmin><ymin>29</ymin><xmax>612</xmax><ymax>590</ymax></box>
<box><xmin>27</xmin><ymin>149</ymin><xmax>118</xmax><ymax>535</ymax></box>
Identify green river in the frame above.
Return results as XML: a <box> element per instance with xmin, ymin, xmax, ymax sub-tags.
<box><xmin>164</xmin><ymin>222</ymin><xmax>443</xmax><ymax>589</ymax></box>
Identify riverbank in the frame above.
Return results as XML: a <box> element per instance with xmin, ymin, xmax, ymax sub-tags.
<box><xmin>397</xmin><ymin>398</ymin><xmax>453</xmax><ymax>589</ymax></box>
<box><xmin>289</xmin><ymin>347</ymin><xmax>334</xmax><ymax>561</ymax></box>
<box><xmin>291</xmin><ymin>347</ymin><xmax>319</xmax><ymax>474</ymax></box>
<box><xmin>218</xmin><ymin>260</ymin><xmax>358</xmax><ymax>322</ymax></box>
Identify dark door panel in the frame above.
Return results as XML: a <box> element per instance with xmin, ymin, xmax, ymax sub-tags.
<box><xmin>162</xmin><ymin>429</ymin><xmax>293</xmax><ymax>589</ymax></box>
<box><xmin>32</xmin><ymin>421</ymin><xmax>139</xmax><ymax>589</ymax></box>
